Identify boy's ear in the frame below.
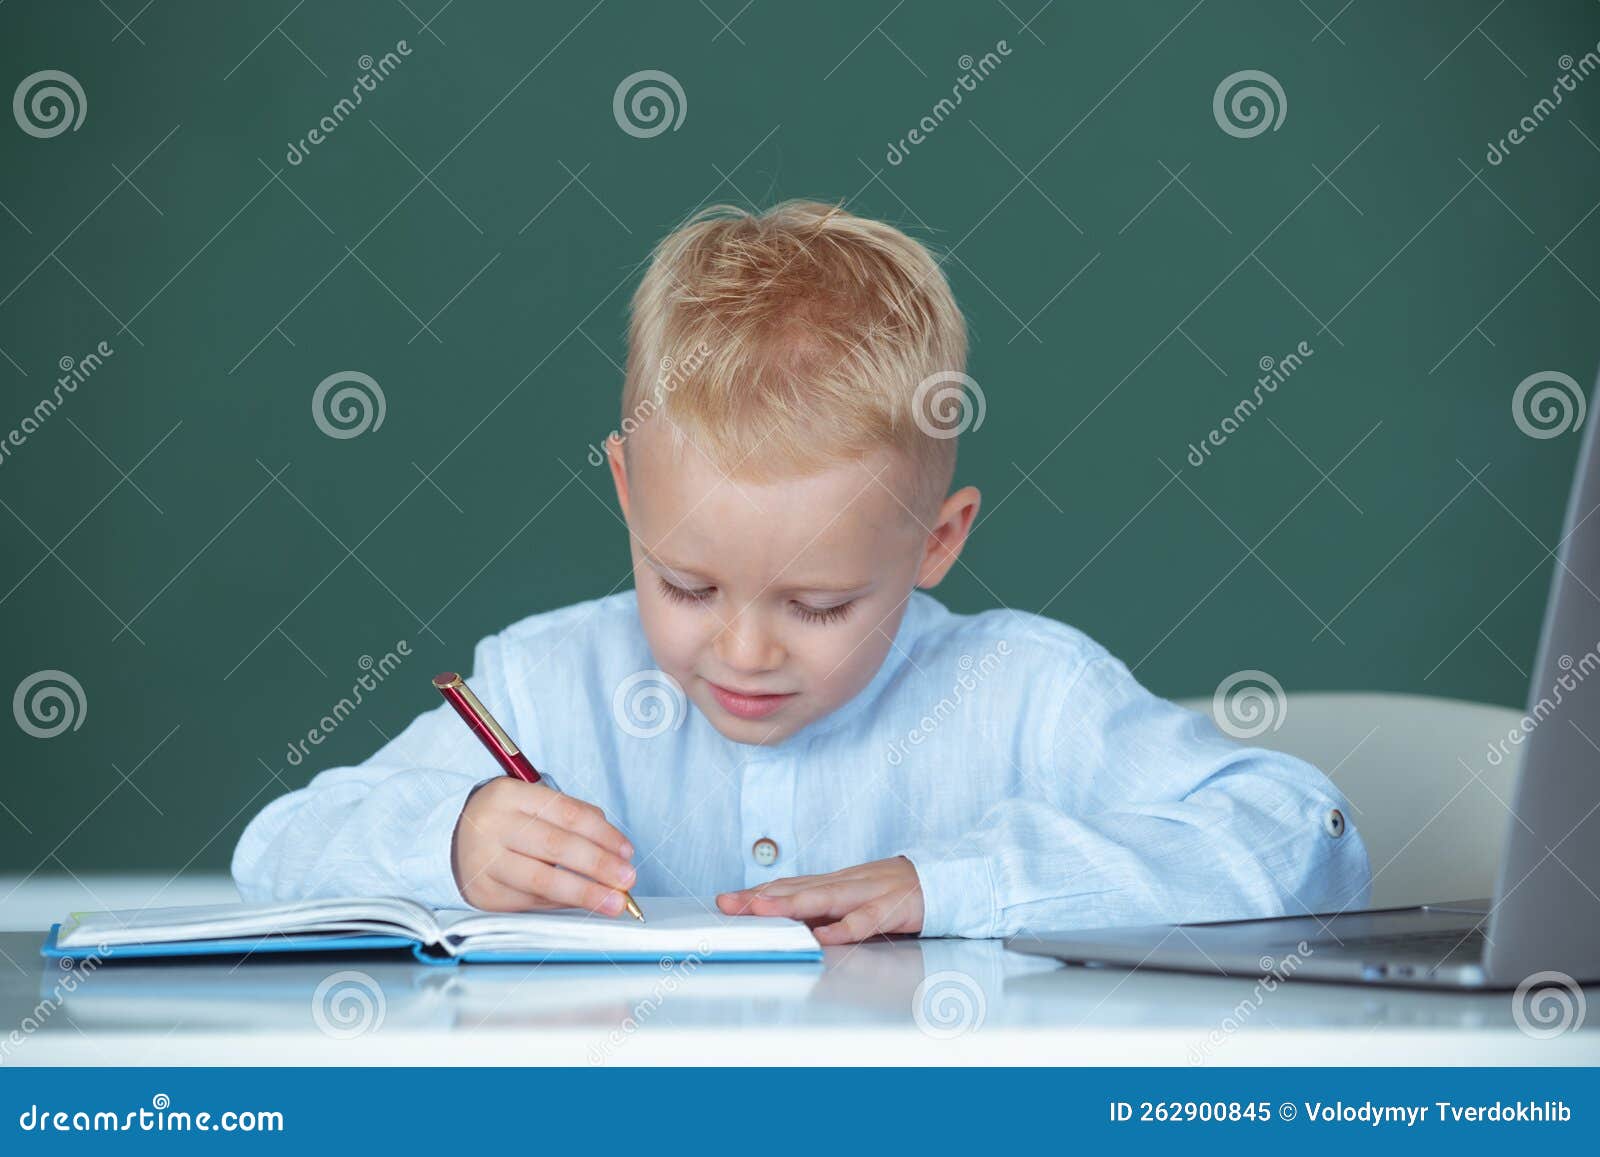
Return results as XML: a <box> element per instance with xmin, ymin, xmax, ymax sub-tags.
<box><xmin>915</xmin><ymin>485</ymin><xmax>981</xmax><ymax>589</ymax></box>
<box><xmin>605</xmin><ymin>434</ymin><xmax>631</xmax><ymax>521</ymax></box>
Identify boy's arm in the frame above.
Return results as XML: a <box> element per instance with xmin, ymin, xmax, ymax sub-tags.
<box><xmin>897</xmin><ymin>655</ymin><xmax>1373</xmax><ymax>940</ymax></box>
<box><xmin>230</xmin><ymin>637</ymin><xmax>512</xmax><ymax>907</ymax></box>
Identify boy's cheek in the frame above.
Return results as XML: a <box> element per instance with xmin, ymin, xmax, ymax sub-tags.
<box><xmin>803</xmin><ymin>619</ymin><xmax>897</xmax><ymax>707</ymax></box>
<box><xmin>634</xmin><ymin>593</ymin><xmax>699</xmax><ymax>676</ymax></box>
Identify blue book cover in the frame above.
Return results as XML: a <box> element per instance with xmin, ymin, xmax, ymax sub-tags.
<box><xmin>40</xmin><ymin>896</ymin><xmax>823</xmax><ymax>967</ymax></box>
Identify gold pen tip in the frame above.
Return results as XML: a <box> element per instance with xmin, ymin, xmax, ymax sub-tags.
<box><xmin>625</xmin><ymin>895</ymin><xmax>645</xmax><ymax>923</ymax></box>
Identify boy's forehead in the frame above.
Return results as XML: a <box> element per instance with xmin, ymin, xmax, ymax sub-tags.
<box><xmin>627</xmin><ymin>422</ymin><xmax>917</xmax><ymax>566</ymax></box>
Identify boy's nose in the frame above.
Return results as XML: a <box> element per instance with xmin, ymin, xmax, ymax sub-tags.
<box><xmin>713</xmin><ymin>608</ymin><xmax>784</xmax><ymax>673</ymax></box>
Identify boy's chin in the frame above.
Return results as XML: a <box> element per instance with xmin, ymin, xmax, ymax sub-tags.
<box><xmin>707</xmin><ymin>718</ymin><xmax>795</xmax><ymax>746</ymax></box>
<box><xmin>698</xmin><ymin>701</ymin><xmax>807</xmax><ymax>746</ymax></box>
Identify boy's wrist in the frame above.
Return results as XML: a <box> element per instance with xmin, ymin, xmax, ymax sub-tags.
<box><xmin>400</xmin><ymin>775</ymin><xmax>495</xmax><ymax>909</ymax></box>
<box><xmin>898</xmin><ymin>847</ymin><xmax>997</xmax><ymax>939</ymax></box>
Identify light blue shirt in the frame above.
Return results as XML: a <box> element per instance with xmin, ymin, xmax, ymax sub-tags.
<box><xmin>232</xmin><ymin>590</ymin><xmax>1371</xmax><ymax>938</ymax></box>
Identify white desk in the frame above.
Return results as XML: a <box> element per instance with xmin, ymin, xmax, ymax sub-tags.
<box><xmin>1</xmin><ymin>878</ymin><xmax>1596</xmax><ymax>1066</ymax></box>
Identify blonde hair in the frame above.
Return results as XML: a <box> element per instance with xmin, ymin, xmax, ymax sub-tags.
<box><xmin>621</xmin><ymin>200</ymin><xmax>968</xmax><ymax>517</ymax></box>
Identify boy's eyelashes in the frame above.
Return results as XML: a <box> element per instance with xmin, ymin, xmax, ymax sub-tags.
<box><xmin>656</xmin><ymin>575</ymin><xmax>714</xmax><ymax>607</ymax></box>
<box><xmin>791</xmin><ymin>601</ymin><xmax>855</xmax><ymax>626</ymax></box>
<box><xmin>653</xmin><ymin>575</ymin><xmax>856</xmax><ymax>625</ymax></box>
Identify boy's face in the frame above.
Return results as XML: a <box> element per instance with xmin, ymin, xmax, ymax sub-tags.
<box><xmin>608</xmin><ymin>423</ymin><xmax>971</xmax><ymax>746</ymax></box>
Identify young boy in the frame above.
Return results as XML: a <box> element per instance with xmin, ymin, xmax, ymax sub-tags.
<box><xmin>233</xmin><ymin>202</ymin><xmax>1370</xmax><ymax>944</ymax></box>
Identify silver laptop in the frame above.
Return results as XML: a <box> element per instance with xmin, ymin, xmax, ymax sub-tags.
<box><xmin>1009</xmin><ymin>375</ymin><xmax>1600</xmax><ymax>990</ymax></box>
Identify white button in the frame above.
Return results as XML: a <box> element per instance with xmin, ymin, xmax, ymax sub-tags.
<box><xmin>1324</xmin><ymin>808</ymin><xmax>1346</xmax><ymax>838</ymax></box>
<box><xmin>751</xmin><ymin>837</ymin><xmax>779</xmax><ymax>866</ymax></box>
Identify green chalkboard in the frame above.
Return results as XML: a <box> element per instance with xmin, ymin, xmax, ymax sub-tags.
<box><xmin>2</xmin><ymin>1</ymin><xmax>1597</xmax><ymax>872</ymax></box>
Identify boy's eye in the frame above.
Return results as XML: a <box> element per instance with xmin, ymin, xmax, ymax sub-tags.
<box><xmin>656</xmin><ymin>576</ymin><xmax>854</xmax><ymax>626</ymax></box>
<box><xmin>656</xmin><ymin>576</ymin><xmax>714</xmax><ymax>605</ymax></box>
<box><xmin>791</xmin><ymin>600</ymin><xmax>855</xmax><ymax>626</ymax></box>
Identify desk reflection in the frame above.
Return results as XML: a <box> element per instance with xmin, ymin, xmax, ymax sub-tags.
<box><xmin>21</xmin><ymin>932</ymin><xmax>1529</xmax><ymax>1046</ymax></box>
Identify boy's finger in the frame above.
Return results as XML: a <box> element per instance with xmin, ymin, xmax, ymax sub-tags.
<box><xmin>715</xmin><ymin>882</ymin><xmax>802</xmax><ymax>913</ymax></box>
<box><xmin>714</xmin><ymin>885</ymin><xmax>773</xmax><ymax>909</ymax></box>
<box><xmin>560</xmin><ymin>802</ymin><xmax>636</xmax><ymax>860</ymax></box>
<box><xmin>812</xmin><ymin>902</ymin><xmax>887</xmax><ymax>945</ymax></box>
<box><xmin>516</xmin><ymin>785</ymin><xmax>634</xmax><ymax>859</ymax></box>
<box><xmin>758</xmin><ymin>864</ymin><xmax>881</xmax><ymax>896</ymax></box>
<box><xmin>811</xmin><ymin>921</ymin><xmax>858</xmax><ymax>945</ymax></box>
<box><xmin>719</xmin><ymin>868</ymin><xmax>859</xmax><ymax>910</ymax></box>
<box><xmin>715</xmin><ymin>891</ymin><xmax>762</xmax><ymax>915</ymax></box>
<box><xmin>507</xmin><ymin>822</ymin><xmax>637</xmax><ymax>891</ymax></box>
<box><xmin>744</xmin><ymin>873</ymin><xmax>823</xmax><ymax>898</ymax></box>
<box><xmin>716</xmin><ymin>885</ymin><xmax>814</xmax><ymax>915</ymax></box>
<box><xmin>462</xmin><ymin>873</ymin><xmax>548</xmax><ymax>913</ymax></box>
<box><xmin>718</xmin><ymin>867</ymin><xmax>874</xmax><ymax>913</ymax></box>
<box><xmin>750</xmin><ymin>880</ymin><xmax>873</xmax><ymax>919</ymax></box>
<box><xmin>488</xmin><ymin>855</ymin><xmax>628</xmax><ymax>916</ymax></box>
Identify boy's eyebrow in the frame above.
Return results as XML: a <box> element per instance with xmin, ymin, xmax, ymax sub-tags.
<box><xmin>643</xmin><ymin>551</ymin><xmax>711</xmax><ymax>581</ymax></box>
<box><xmin>643</xmin><ymin>552</ymin><xmax>872</xmax><ymax>596</ymax></box>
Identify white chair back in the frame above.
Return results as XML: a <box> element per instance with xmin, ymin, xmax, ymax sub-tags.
<box><xmin>1179</xmin><ymin>692</ymin><xmax>1522</xmax><ymax>909</ymax></box>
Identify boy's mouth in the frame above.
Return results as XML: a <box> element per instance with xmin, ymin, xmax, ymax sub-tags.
<box><xmin>706</xmin><ymin>680</ymin><xmax>796</xmax><ymax>721</ymax></box>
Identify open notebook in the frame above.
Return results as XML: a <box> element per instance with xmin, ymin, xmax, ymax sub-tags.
<box><xmin>41</xmin><ymin>897</ymin><xmax>823</xmax><ymax>966</ymax></box>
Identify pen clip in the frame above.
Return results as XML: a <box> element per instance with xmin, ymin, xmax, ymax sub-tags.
<box><xmin>434</xmin><ymin>672</ymin><xmax>522</xmax><ymax>756</ymax></box>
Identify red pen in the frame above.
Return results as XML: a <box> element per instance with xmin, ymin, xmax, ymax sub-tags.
<box><xmin>432</xmin><ymin>671</ymin><xmax>645</xmax><ymax>922</ymax></box>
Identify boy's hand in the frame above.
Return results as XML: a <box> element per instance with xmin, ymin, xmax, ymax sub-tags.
<box><xmin>452</xmin><ymin>778</ymin><xmax>637</xmax><ymax>916</ymax></box>
<box><xmin>715</xmin><ymin>856</ymin><xmax>924</xmax><ymax>945</ymax></box>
